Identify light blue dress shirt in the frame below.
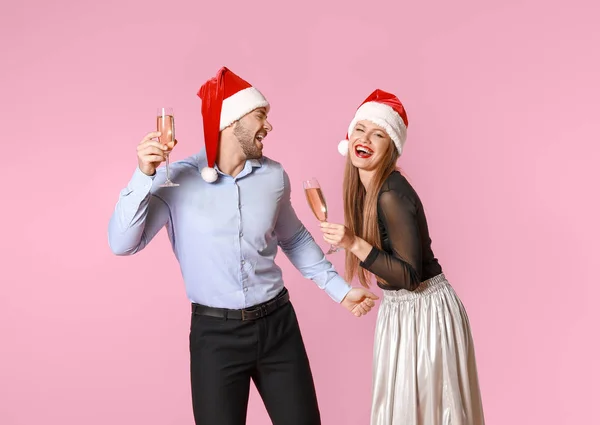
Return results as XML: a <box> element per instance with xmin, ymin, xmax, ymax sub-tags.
<box><xmin>108</xmin><ymin>151</ymin><xmax>351</xmax><ymax>309</ymax></box>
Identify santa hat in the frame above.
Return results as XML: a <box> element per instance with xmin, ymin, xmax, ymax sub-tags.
<box><xmin>196</xmin><ymin>67</ymin><xmax>270</xmax><ymax>182</ymax></box>
<box><xmin>338</xmin><ymin>89</ymin><xmax>408</xmax><ymax>156</ymax></box>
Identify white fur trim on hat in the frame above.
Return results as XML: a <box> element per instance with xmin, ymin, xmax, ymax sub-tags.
<box><xmin>347</xmin><ymin>102</ymin><xmax>407</xmax><ymax>155</ymax></box>
<box><xmin>338</xmin><ymin>139</ymin><xmax>349</xmax><ymax>156</ymax></box>
<box><xmin>220</xmin><ymin>87</ymin><xmax>270</xmax><ymax>130</ymax></box>
<box><xmin>201</xmin><ymin>166</ymin><xmax>218</xmax><ymax>183</ymax></box>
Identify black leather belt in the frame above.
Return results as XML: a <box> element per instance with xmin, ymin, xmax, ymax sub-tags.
<box><xmin>191</xmin><ymin>288</ymin><xmax>290</xmax><ymax>321</ymax></box>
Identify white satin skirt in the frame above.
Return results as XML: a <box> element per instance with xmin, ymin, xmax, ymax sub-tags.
<box><xmin>371</xmin><ymin>273</ymin><xmax>485</xmax><ymax>425</ymax></box>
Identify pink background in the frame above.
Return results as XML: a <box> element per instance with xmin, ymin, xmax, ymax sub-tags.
<box><xmin>2</xmin><ymin>0</ymin><xmax>598</xmax><ymax>424</ymax></box>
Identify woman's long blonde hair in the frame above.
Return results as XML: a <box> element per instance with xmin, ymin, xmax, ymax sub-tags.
<box><xmin>343</xmin><ymin>139</ymin><xmax>399</xmax><ymax>288</ymax></box>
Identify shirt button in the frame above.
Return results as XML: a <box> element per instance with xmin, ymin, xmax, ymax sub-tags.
<box><xmin>239</xmin><ymin>232</ymin><xmax>243</xmax><ymax>237</ymax></box>
<box><xmin>244</xmin><ymin>287</ymin><xmax>248</xmax><ymax>292</ymax></box>
<box><xmin>241</xmin><ymin>260</ymin><xmax>245</xmax><ymax>265</ymax></box>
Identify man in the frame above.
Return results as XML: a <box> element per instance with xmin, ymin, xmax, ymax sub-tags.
<box><xmin>107</xmin><ymin>66</ymin><xmax>378</xmax><ymax>425</ymax></box>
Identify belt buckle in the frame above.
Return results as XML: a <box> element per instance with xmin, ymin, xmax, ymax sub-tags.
<box><xmin>241</xmin><ymin>304</ymin><xmax>268</xmax><ymax>321</ymax></box>
<box><xmin>241</xmin><ymin>309</ymin><xmax>252</xmax><ymax>321</ymax></box>
<box><xmin>241</xmin><ymin>306</ymin><xmax>259</xmax><ymax>321</ymax></box>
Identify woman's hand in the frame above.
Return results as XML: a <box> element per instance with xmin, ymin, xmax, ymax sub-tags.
<box><xmin>320</xmin><ymin>222</ymin><xmax>356</xmax><ymax>250</ymax></box>
<box><xmin>320</xmin><ymin>222</ymin><xmax>373</xmax><ymax>263</ymax></box>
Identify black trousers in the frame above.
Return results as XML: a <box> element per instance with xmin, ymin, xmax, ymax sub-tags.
<box><xmin>189</xmin><ymin>299</ymin><xmax>321</xmax><ymax>425</ymax></box>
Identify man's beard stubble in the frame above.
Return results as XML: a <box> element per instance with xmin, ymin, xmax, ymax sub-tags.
<box><xmin>233</xmin><ymin>122</ymin><xmax>262</xmax><ymax>160</ymax></box>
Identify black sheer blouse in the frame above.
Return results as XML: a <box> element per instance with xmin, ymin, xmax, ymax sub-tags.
<box><xmin>360</xmin><ymin>171</ymin><xmax>443</xmax><ymax>291</ymax></box>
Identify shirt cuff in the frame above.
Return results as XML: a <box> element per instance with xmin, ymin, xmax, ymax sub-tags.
<box><xmin>118</xmin><ymin>166</ymin><xmax>155</xmax><ymax>204</ymax></box>
<box><xmin>129</xmin><ymin>166</ymin><xmax>155</xmax><ymax>189</ymax></box>
<box><xmin>324</xmin><ymin>274</ymin><xmax>352</xmax><ymax>304</ymax></box>
<box><xmin>359</xmin><ymin>246</ymin><xmax>380</xmax><ymax>270</ymax></box>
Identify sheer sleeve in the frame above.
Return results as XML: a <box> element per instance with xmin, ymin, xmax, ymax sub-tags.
<box><xmin>360</xmin><ymin>190</ymin><xmax>422</xmax><ymax>290</ymax></box>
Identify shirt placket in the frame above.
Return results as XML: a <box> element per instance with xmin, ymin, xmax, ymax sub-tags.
<box><xmin>235</xmin><ymin>180</ymin><xmax>249</xmax><ymax>304</ymax></box>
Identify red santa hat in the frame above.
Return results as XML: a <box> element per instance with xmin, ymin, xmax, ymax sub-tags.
<box><xmin>338</xmin><ymin>89</ymin><xmax>408</xmax><ymax>156</ymax></box>
<box><xmin>197</xmin><ymin>67</ymin><xmax>270</xmax><ymax>182</ymax></box>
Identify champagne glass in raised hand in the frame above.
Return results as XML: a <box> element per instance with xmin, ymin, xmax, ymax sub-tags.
<box><xmin>303</xmin><ymin>178</ymin><xmax>340</xmax><ymax>255</ymax></box>
<box><xmin>157</xmin><ymin>107</ymin><xmax>179</xmax><ymax>187</ymax></box>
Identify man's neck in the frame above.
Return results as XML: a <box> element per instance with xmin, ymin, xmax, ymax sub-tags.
<box><xmin>216</xmin><ymin>151</ymin><xmax>246</xmax><ymax>178</ymax></box>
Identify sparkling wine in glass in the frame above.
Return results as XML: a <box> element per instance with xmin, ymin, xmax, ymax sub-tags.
<box><xmin>157</xmin><ymin>107</ymin><xmax>179</xmax><ymax>187</ymax></box>
<box><xmin>303</xmin><ymin>178</ymin><xmax>340</xmax><ymax>255</ymax></box>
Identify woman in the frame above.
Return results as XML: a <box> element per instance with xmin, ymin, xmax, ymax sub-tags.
<box><xmin>320</xmin><ymin>89</ymin><xmax>485</xmax><ymax>425</ymax></box>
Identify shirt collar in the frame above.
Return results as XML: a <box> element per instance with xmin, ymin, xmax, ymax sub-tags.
<box><xmin>199</xmin><ymin>157</ymin><xmax>263</xmax><ymax>179</ymax></box>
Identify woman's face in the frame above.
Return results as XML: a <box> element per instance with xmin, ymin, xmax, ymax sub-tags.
<box><xmin>348</xmin><ymin>120</ymin><xmax>394</xmax><ymax>171</ymax></box>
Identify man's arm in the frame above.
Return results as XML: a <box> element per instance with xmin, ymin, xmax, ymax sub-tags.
<box><xmin>108</xmin><ymin>167</ymin><xmax>170</xmax><ymax>255</ymax></box>
<box><xmin>274</xmin><ymin>170</ymin><xmax>352</xmax><ymax>303</ymax></box>
<box><xmin>108</xmin><ymin>131</ymin><xmax>175</xmax><ymax>255</ymax></box>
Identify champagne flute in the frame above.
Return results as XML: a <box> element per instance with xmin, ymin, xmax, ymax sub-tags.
<box><xmin>303</xmin><ymin>178</ymin><xmax>340</xmax><ymax>255</ymax></box>
<box><xmin>157</xmin><ymin>107</ymin><xmax>179</xmax><ymax>187</ymax></box>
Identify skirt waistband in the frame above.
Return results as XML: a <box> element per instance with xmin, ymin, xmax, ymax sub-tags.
<box><xmin>381</xmin><ymin>273</ymin><xmax>448</xmax><ymax>301</ymax></box>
